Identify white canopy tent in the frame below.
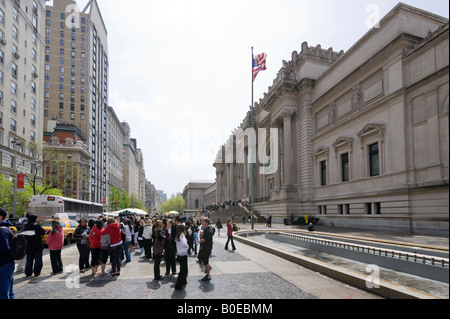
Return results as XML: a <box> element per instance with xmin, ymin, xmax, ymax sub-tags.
<box><xmin>107</xmin><ymin>208</ymin><xmax>149</xmax><ymax>216</ymax></box>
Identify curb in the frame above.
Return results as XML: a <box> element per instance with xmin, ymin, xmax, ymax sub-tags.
<box><xmin>234</xmin><ymin>231</ymin><xmax>443</xmax><ymax>299</ymax></box>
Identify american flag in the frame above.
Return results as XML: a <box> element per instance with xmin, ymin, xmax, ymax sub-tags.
<box><xmin>253</xmin><ymin>52</ymin><xmax>267</xmax><ymax>81</ymax></box>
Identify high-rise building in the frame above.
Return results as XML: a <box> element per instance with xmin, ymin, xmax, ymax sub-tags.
<box><xmin>0</xmin><ymin>0</ymin><xmax>46</xmax><ymax>183</ymax></box>
<box><xmin>106</xmin><ymin>105</ymin><xmax>125</xmax><ymax>194</ymax></box>
<box><xmin>44</xmin><ymin>0</ymin><xmax>108</xmax><ymax>203</ymax></box>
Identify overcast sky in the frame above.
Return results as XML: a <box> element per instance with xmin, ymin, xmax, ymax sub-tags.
<box><xmin>72</xmin><ymin>0</ymin><xmax>448</xmax><ymax>198</ymax></box>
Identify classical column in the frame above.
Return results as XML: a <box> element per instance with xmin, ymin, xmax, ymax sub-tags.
<box><xmin>243</xmin><ymin>148</ymin><xmax>249</xmax><ymax>199</ymax></box>
<box><xmin>283</xmin><ymin>110</ymin><xmax>294</xmax><ymax>187</ymax></box>
<box><xmin>216</xmin><ymin>166</ymin><xmax>224</xmax><ymax>203</ymax></box>
<box><xmin>272</xmin><ymin>119</ymin><xmax>282</xmax><ymax>191</ymax></box>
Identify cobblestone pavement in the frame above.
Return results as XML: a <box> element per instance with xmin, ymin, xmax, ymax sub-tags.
<box><xmin>13</xmin><ymin>236</ymin><xmax>316</xmax><ymax>300</ymax></box>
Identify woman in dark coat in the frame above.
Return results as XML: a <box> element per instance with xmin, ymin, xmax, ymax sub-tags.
<box><xmin>74</xmin><ymin>219</ymin><xmax>91</xmax><ymax>273</ymax></box>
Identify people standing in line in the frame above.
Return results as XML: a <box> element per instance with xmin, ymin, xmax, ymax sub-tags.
<box><xmin>102</xmin><ymin>217</ymin><xmax>123</xmax><ymax>276</ymax></box>
<box><xmin>99</xmin><ymin>221</ymin><xmax>110</xmax><ymax>276</ymax></box>
<box><xmin>123</xmin><ymin>220</ymin><xmax>133</xmax><ymax>263</ymax></box>
<box><xmin>196</xmin><ymin>218</ymin><xmax>204</xmax><ymax>264</ymax></box>
<box><xmin>133</xmin><ymin>217</ymin><xmax>140</xmax><ymax>252</ymax></box>
<box><xmin>23</xmin><ymin>214</ymin><xmax>45</xmax><ymax>278</ymax></box>
<box><xmin>192</xmin><ymin>219</ymin><xmax>199</xmax><ymax>255</ymax></box>
<box><xmin>215</xmin><ymin>218</ymin><xmax>223</xmax><ymax>236</ymax></box>
<box><xmin>89</xmin><ymin>220</ymin><xmax>103</xmax><ymax>276</ymax></box>
<box><xmin>46</xmin><ymin>221</ymin><xmax>64</xmax><ymax>275</ymax></box>
<box><xmin>137</xmin><ymin>219</ymin><xmax>145</xmax><ymax>254</ymax></box>
<box><xmin>74</xmin><ymin>219</ymin><xmax>91</xmax><ymax>273</ymax></box>
<box><xmin>224</xmin><ymin>218</ymin><xmax>236</xmax><ymax>251</ymax></box>
<box><xmin>152</xmin><ymin>220</ymin><xmax>165</xmax><ymax>280</ymax></box>
<box><xmin>142</xmin><ymin>219</ymin><xmax>153</xmax><ymax>259</ymax></box>
<box><xmin>164</xmin><ymin>219</ymin><xmax>177</xmax><ymax>275</ymax></box>
<box><xmin>174</xmin><ymin>224</ymin><xmax>189</xmax><ymax>290</ymax></box>
<box><xmin>185</xmin><ymin>220</ymin><xmax>194</xmax><ymax>255</ymax></box>
<box><xmin>199</xmin><ymin>217</ymin><xmax>214</xmax><ymax>281</ymax></box>
<box><xmin>0</xmin><ymin>207</ymin><xmax>15</xmax><ymax>299</ymax></box>
<box><xmin>15</xmin><ymin>213</ymin><xmax>30</xmax><ymax>273</ymax></box>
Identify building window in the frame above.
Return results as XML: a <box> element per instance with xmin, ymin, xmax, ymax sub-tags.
<box><xmin>369</xmin><ymin>143</ymin><xmax>380</xmax><ymax>177</ymax></box>
<box><xmin>10</xmin><ymin>119</ymin><xmax>16</xmax><ymax>132</ymax></box>
<box><xmin>12</xmin><ymin>62</ymin><xmax>18</xmax><ymax>77</ymax></box>
<box><xmin>374</xmin><ymin>202</ymin><xmax>381</xmax><ymax>215</ymax></box>
<box><xmin>341</xmin><ymin>153</ymin><xmax>349</xmax><ymax>182</ymax></box>
<box><xmin>11</xmin><ymin>100</ymin><xmax>16</xmax><ymax>113</ymax></box>
<box><xmin>320</xmin><ymin>160</ymin><xmax>327</xmax><ymax>186</ymax></box>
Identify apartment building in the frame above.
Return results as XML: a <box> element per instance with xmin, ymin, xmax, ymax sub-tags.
<box><xmin>44</xmin><ymin>0</ymin><xmax>108</xmax><ymax>203</ymax></box>
<box><xmin>106</xmin><ymin>105</ymin><xmax>124</xmax><ymax>194</ymax></box>
<box><xmin>0</xmin><ymin>0</ymin><xmax>46</xmax><ymax>182</ymax></box>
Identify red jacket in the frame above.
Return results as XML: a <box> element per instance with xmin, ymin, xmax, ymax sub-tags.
<box><xmin>46</xmin><ymin>227</ymin><xmax>64</xmax><ymax>250</ymax></box>
<box><xmin>89</xmin><ymin>225</ymin><xmax>103</xmax><ymax>249</ymax></box>
<box><xmin>227</xmin><ymin>223</ymin><xmax>233</xmax><ymax>236</ymax></box>
<box><xmin>102</xmin><ymin>223</ymin><xmax>123</xmax><ymax>247</ymax></box>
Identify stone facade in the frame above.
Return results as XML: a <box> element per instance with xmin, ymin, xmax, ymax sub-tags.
<box><xmin>106</xmin><ymin>106</ymin><xmax>125</xmax><ymax>194</ymax></box>
<box><xmin>43</xmin><ymin>123</ymin><xmax>91</xmax><ymax>200</ymax></box>
<box><xmin>213</xmin><ymin>4</ymin><xmax>449</xmax><ymax>235</ymax></box>
<box><xmin>0</xmin><ymin>0</ymin><xmax>46</xmax><ymax>183</ymax></box>
<box><xmin>183</xmin><ymin>181</ymin><xmax>214</xmax><ymax>210</ymax></box>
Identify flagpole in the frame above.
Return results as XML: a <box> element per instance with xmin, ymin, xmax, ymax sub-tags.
<box><xmin>250</xmin><ymin>47</ymin><xmax>255</xmax><ymax>231</ymax></box>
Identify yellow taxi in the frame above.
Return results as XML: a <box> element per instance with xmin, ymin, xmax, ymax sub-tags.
<box><xmin>41</xmin><ymin>219</ymin><xmax>79</xmax><ymax>246</ymax></box>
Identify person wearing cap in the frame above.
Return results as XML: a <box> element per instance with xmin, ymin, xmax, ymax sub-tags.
<box><xmin>23</xmin><ymin>214</ymin><xmax>45</xmax><ymax>278</ymax></box>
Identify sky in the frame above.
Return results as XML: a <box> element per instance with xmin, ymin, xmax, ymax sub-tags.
<box><xmin>72</xmin><ymin>0</ymin><xmax>448</xmax><ymax>198</ymax></box>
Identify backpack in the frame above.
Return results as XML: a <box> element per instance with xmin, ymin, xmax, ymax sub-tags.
<box><xmin>153</xmin><ymin>231</ymin><xmax>166</xmax><ymax>256</ymax></box>
<box><xmin>1</xmin><ymin>227</ymin><xmax>27</xmax><ymax>260</ymax></box>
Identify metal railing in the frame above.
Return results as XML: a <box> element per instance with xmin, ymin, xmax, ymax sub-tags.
<box><xmin>269</xmin><ymin>231</ymin><xmax>449</xmax><ymax>268</ymax></box>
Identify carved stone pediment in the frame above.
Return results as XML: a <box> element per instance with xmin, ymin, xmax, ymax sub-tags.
<box><xmin>332</xmin><ymin>136</ymin><xmax>354</xmax><ymax>149</ymax></box>
<box><xmin>357</xmin><ymin>123</ymin><xmax>385</xmax><ymax>139</ymax></box>
<box><xmin>314</xmin><ymin>146</ymin><xmax>330</xmax><ymax>158</ymax></box>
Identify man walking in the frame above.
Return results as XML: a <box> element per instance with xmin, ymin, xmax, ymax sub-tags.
<box><xmin>0</xmin><ymin>208</ymin><xmax>15</xmax><ymax>299</ymax></box>
<box><xmin>199</xmin><ymin>217</ymin><xmax>214</xmax><ymax>281</ymax></box>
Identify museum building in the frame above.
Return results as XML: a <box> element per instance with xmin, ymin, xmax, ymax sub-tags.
<box><xmin>213</xmin><ymin>3</ymin><xmax>449</xmax><ymax>235</ymax></box>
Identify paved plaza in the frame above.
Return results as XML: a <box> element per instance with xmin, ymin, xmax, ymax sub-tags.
<box><xmin>13</xmin><ymin>230</ymin><xmax>381</xmax><ymax>301</ymax></box>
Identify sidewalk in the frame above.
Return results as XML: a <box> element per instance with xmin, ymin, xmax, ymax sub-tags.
<box><xmin>13</xmin><ymin>232</ymin><xmax>381</xmax><ymax>299</ymax></box>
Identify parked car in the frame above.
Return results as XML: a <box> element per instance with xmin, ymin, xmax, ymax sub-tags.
<box><xmin>41</xmin><ymin>219</ymin><xmax>79</xmax><ymax>246</ymax></box>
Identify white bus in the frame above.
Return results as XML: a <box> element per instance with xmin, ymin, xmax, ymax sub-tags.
<box><xmin>28</xmin><ymin>195</ymin><xmax>103</xmax><ymax>221</ymax></box>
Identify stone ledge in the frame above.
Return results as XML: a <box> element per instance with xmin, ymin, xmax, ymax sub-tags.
<box><xmin>234</xmin><ymin>232</ymin><xmax>443</xmax><ymax>299</ymax></box>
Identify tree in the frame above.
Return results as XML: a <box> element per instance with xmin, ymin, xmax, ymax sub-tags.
<box><xmin>160</xmin><ymin>195</ymin><xmax>185</xmax><ymax>215</ymax></box>
<box><xmin>130</xmin><ymin>194</ymin><xmax>145</xmax><ymax>210</ymax></box>
<box><xmin>108</xmin><ymin>186</ymin><xmax>130</xmax><ymax>211</ymax></box>
<box><xmin>0</xmin><ymin>174</ymin><xmax>13</xmax><ymax>212</ymax></box>
<box><xmin>0</xmin><ymin>173</ymin><xmax>62</xmax><ymax>217</ymax></box>
<box><xmin>25</xmin><ymin>142</ymin><xmax>62</xmax><ymax>195</ymax></box>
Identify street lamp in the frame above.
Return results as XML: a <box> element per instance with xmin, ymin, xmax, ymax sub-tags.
<box><xmin>11</xmin><ymin>138</ymin><xmax>22</xmax><ymax>219</ymax></box>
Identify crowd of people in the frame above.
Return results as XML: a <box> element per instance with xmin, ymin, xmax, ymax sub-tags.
<box><xmin>0</xmin><ymin>206</ymin><xmax>220</xmax><ymax>299</ymax></box>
